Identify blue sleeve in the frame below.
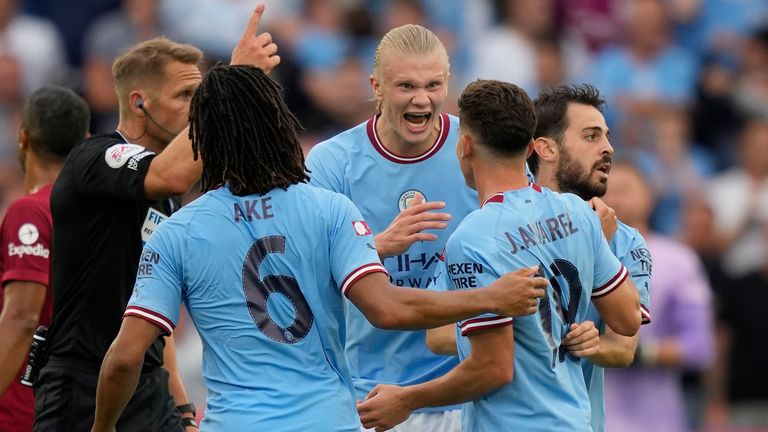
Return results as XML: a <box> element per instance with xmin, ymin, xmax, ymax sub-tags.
<box><xmin>584</xmin><ymin>209</ymin><xmax>628</xmax><ymax>298</ymax></box>
<box><xmin>444</xmin><ymin>227</ymin><xmax>513</xmax><ymax>336</ymax></box>
<box><xmin>306</xmin><ymin>142</ymin><xmax>346</xmax><ymax>193</ymax></box>
<box><xmin>124</xmin><ymin>219</ymin><xmax>184</xmax><ymax>336</ymax></box>
<box><xmin>327</xmin><ymin>193</ymin><xmax>387</xmax><ymax>296</ymax></box>
<box><xmin>621</xmin><ymin>232</ymin><xmax>653</xmax><ymax>324</ymax></box>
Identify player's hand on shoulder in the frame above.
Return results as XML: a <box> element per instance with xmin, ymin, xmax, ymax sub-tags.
<box><xmin>357</xmin><ymin>384</ymin><xmax>413</xmax><ymax>431</ymax></box>
<box><xmin>374</xmin><ymin>193</ymin><xmax>451</xmax><ymax>259</ymax></box>
<box><xmin>231</xmin><ymin>4</ymin><xmax>280</xmax><ymax>73</ymax></box>
<box><xmin>590</xmin><ymin>197</ymin><xmax>618</xmax><ymax>241</ymax></box>
<box><xmin>490</xmin><ymin>266</ymin><xmax>547</xmax><ymax>317</ymax></box>
<box><xmin>564</xmin><ymin>320</ymin><xmax>600</xmax><ymax>357</ymax></box>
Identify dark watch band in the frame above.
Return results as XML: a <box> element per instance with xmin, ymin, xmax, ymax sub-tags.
<box><xmin>177</xmin><ymin>403</ymin><xmax>197</xmax><ymax>417</ymax></box>
<box><xmin>181</xmin><ymin>417</ymin><xmax>199</xmax><ymax>429</ymax></box>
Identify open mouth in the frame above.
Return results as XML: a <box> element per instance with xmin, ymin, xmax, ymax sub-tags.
<box><xmin>595</xmin><ymin>162</ymin><xmax>611</xmax><ymax>176</ymax></box>
<box><xmin>403</xmin><ymin>112</ymin><xmax>432</xmax><ymax>131</ymax></box>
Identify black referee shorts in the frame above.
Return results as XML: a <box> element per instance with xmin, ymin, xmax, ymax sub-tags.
<box><xmin>33</xmin><ymin>360</ymin><xmax>183</xmax><ymax>432</ymax></box>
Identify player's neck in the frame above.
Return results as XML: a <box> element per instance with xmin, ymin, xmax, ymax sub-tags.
<box><xmin>23</xmin><ymin>153</ymin><xmax>61</xmax><ymax>194</ymax></box>
<box><xmin>116</xmin><ymin>119</ymin><xmax>165</xmax><ymax>153</ymax></box>
<box><xmin>375</xmin><ymin>112</ymin><xmax>439</xmax><ymax>157</ymax></box>
<box><xmin>534</xmin><ymin>168</ymin><xmax>560</xmax><ymax>193</ymax></box>
<box><xmin>473</xmin><ymin>162</ymin><xmax>530</xmax><ymax>207</ymax></box>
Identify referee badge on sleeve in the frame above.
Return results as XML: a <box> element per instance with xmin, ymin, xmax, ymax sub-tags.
<box><xmin>104</xmin><ymin>143</ymin><xmax>146</xmax><ymax>169</ymax></box>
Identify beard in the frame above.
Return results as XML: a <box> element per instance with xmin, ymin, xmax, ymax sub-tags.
<box><xmin>555</xmin><ymin>149</ymin><xmax>609</xmax><ymax>200</ymax></box>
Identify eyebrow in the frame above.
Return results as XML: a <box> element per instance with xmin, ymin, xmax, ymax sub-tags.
<box><xmin>582</xmin><ymin>126</ymin><xmax>609</xmax><ymax>134</ymax></box>
<box><xmin>391</xmin><ymin>75</ymin><xmax>446</xmax><ymax>83</ymax></box>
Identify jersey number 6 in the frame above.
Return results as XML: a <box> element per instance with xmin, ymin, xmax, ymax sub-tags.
<box><xmin>242</xmin><ymin>236</ymin><xmax>314</xmax><ymax>344</ymax></box>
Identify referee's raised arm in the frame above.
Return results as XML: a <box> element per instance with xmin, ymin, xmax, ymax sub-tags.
<box><xmin>144</xmin><ymin>4</ymin><xmax>281</xmax><ymax>201</ymax></box>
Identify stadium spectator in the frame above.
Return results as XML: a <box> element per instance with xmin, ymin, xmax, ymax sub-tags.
<box><xmin>553</xmin><ymin>0</ymin><xmax>625</xmax><ymax>53</ymax></box>
<box><xmin>306</xmin><ymin>24</ymin><xmax>474</xmax><ymax>431</ymax></box>
<box><xmin>706</xmin><ymin>119</ymin><xmax>768</xmax><ymax>278</ymax></box>
<box><xmin>706</xmin><ymin>225</ymin><xmax>768</xmax><ymax>428</ymax></box>
<box><xmin>83</xmin><ymin>0</ymin><xmax>164</xmax><ymax>134</ymax></box>
<box><xmin>603</xmin><ymin>162</ymin><xmax>714</xmax><ymax>432</ymax></box>
<box><xmin>159</xmin><ymin>0</ymin><xmax>299</xmax><ymax>61</ymax></box>
<box><xmin>357</xmin><ymin>79</ymin><xmax>640</xmax><ymax>431</ymax></box>
<box><xmin>91</xmin><ymin>63</ymin><xmax>547</xmax><ymax>432</ymax></box>
<box><xmin>34</xmin><ymin>5</ymin><xmax>280</xmax><ymax>431</ymax></box>
<box><xmin>677</xmin><ymin>0</ymin><xmax>768</xmax><ymax>61</ymax></box>
<box><xmin>22</xmin><ymin>0</ymin><xmax>120</xmax><ymax>67</ymax></box>
<box><xmin>0</xmin><ymin>86</ymin><xmax>89</xmax><ymax>432</ymax></box>
<box><xmin>467</xmin><ymin>0</ymin><xmax>588</xmax><ymax>94</ymax></box>
<box><xmin>634</xmin><ymin>108</ymin><xmax>716</xmax><ymax>234</ymax></box>
<box><xmin>589</xmin><ymin>0</ymin><xmax>697</xmax><ymax>150</ymax></box>
<box><xmin>733</xmin><ymin>27</ymin><xmax>768</xmax><ymax>122</ymax></box>
<box><xmin>690</xmin><ymin>57</ymin><xmax>741</xmax><ymax>168</ymax></box>
<box><xmin>0</xmin><ymin>0</ymin><xmax>66</xmax><ymax>218</ymax></box>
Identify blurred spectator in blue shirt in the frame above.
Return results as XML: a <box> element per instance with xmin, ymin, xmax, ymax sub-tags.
<box><xmin>590</xmin><ymin>0</ymin><xmax>697</xmax><ymax>150</ymax></box>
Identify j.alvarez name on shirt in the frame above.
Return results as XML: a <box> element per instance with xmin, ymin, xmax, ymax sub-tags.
<box><xmin>234</xmin><ymin>197</ymin><xmax>274</xmax><ymax>222</ymax></box>
<box><xmin>504</xmin><ymin>212</ymin><xmax>579</xmax><ymax>255</ymax></box>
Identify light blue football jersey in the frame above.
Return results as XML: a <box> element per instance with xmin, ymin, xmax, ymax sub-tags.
<box><xmin>124</xmin><ymin>183</ymin><xmax>387</xmax><ymax>431</ymax></box>
<box><xmin>444</xmin><ymin>185</ymin><xmax>628</xmax><ymax>432</ymax></box>
<box><xmin>306</xmin><ymin>114</ymin><xmax>477</xmax><ymax>410</ymax></box>
<box><xmin>583</xmin><ymin>221</ymin><xmax>652</xmax><ymax>432</ymax></box>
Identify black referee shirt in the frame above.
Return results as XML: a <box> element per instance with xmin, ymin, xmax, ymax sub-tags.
<box><xmin>48</xmin><ymin>132</ymin><xmax>179</xmax><ymax>372</ymax></box>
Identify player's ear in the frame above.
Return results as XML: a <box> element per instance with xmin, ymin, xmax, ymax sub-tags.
<box><xmin>18</xmin><ymin>127</ymin><xmax>29</xmax><ymax>151</ymax></box>
<box><xmin>460</xmin><ymin>133</ymin><xmax>473</xmax><ymax>159</ymax></box>
<box><xmin>533</xmin><ymin>136</ymin><xmax>558</xmax><ymax>163</ymax></box>
<box><xmin>370</xmin><ymin>74</ymin><xmax>382</xmax><ymax>100</ymax></box>
<box><xmin>130</xmin><ymin>91</ymin><xmax>147</xmax><ymax>115</ymax></box>
<box><xmin>526</xmin><ymin>140</ymin><xmax>535</xmax><ymax>158</ymax></box>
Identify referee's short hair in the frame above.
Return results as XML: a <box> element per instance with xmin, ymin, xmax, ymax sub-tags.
<box><xmin>112</xmin><ymin>37</ymin><xmax>203</xmax><ymax>114</ymax></box>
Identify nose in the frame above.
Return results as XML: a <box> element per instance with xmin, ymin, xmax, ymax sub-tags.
<box><xmin>602</xmin><ymin>137</ymin><xmax>614</xmax><ymax>156</ymax></box>
<box><xmin>411</xmin><ymin>89</ymin><xmax>430</xmax><ymax>107</ymax></box>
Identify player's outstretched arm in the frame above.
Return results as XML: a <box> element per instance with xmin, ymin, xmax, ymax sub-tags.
<box><xmin>592</xmin><ymin>280</ymin><xmax>641</xmax><ymax>337</ymax></box>
<box><xmin>358</xmin><ymin>325</ymin><xmax>514</xmax><ymax>431</ymax></box>
<box><xmin>346</xmin><ymin>267</ymin><xmax>546</xmax><ymax>330</ymax></box>
<box><xmin>162</xmin><ymin>334</ymin><xmax>197</xmax><ymax>429</ymax></box>
<box><xmin>585</xmin><ymin>324</ymin><xmax>638</xmax><ymax>367</ymax></box>
<box><xmin>426</xmin><ymin>324</ymin><xmax>458</xmax><ymax>356</ymax></box>
<box><xmin>92</xmin><ymin>317</ymin><xmax>163</xmax><ymax>432</ymax></box>
<box><xmin>0</xmin><ymin>281</ymin><xmax>46</xmax><ymax>394</ymax></box>
<box><xmin>373</xmin><ymin>194</ymin><xmax>451</xmax><ymax>260</ymax></box>
<box><xmin>144</xmin><ymin>3</ymin><xmax>280</xmax><ymax>201</ymax></box>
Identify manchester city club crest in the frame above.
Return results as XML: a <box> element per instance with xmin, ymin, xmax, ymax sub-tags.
<box><xmin>398</xmin><ymin>190</ymin><xmax>426</xmax><ymax>211</ymax></box>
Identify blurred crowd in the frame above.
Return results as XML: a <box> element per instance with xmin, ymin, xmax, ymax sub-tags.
<box><xmin>0</xmin><ymin>0</ymin><xmax>767</xmax><ymax>430</ymax></box>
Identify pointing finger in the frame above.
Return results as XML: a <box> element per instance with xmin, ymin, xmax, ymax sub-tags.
<box><xmin>243</xmin><ymin>4</ymin><xmax>266</xmax><ymax>38</ymax></box>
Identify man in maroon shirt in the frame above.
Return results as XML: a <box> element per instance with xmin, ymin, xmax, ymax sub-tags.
<box><xmin>0</xmin><ymin>86</ymin><xmax>90</xmax><ymax>431</ymax></box>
